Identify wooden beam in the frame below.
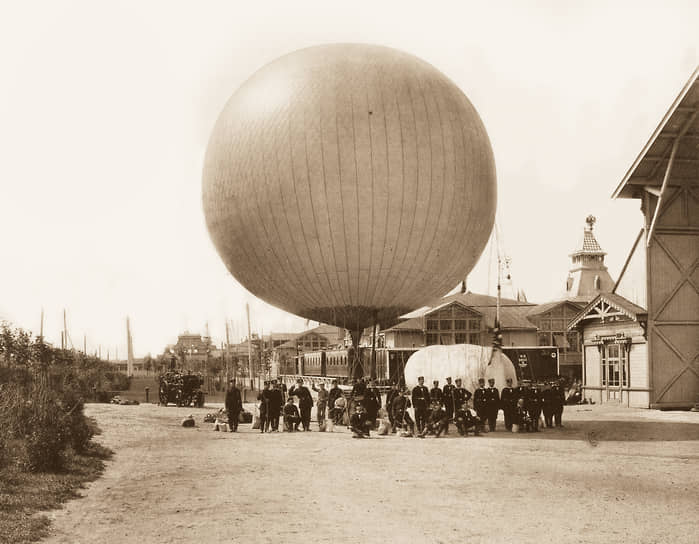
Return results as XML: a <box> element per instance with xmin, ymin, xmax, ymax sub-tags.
<box><xmin>647</xmin><ymin>109</ymin><xmax>698</xmax><ymax>246</ymax></box>
<box><xmin>644</xmin><ymin>156</ymin><xmax>699</xmax><ymax>163</ymax></box>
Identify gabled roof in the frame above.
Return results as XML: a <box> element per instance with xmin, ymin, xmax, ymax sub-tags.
<box><xmin>527</xmin><ymin>299</ymin><xmax>585</xmax><ymax>317</ymax></box>
<box><xmin>613</xmin><ymin>66</ymin><xmax>699</xmax><ymax>200</ymax></box>
<box><xmin>387</xmin><ymin>302</ymin><xmax>537</xmax><ymax>332</ymax></box>
<box><xmin>401</xmin><ymin>291</ymin><xmax>534</xmax><ymax>319</ymax></box>
<box><xmin>567</xmin><ymin>293</ymin><xmax>648</xmax><ymax>330</ymax></box>
<box><xmin>383</xmin><ymin>317</ymin><xmax>424</xmax><ymax>332</ymax></box>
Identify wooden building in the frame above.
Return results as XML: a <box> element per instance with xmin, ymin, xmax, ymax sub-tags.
<box><xmin>569</xmin><ymin>293</ymin><xmax>648</xmax><ymax>407</ymax></box>
<box><xmin>595</xmin><ymin>67</ymin><xmax>698</xmax><ymax>409</ymax></box>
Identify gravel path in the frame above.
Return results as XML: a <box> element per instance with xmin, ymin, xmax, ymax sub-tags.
<box><xmin>40</xmin><ymin>403</ymin><xmax>699</xmax><ymax>544</ymax></box>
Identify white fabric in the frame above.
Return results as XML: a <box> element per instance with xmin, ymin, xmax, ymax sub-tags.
<box><xmin>404</xmin><ymin>345</ymin><xmax>518</xmax><ymax>392</ymax></box>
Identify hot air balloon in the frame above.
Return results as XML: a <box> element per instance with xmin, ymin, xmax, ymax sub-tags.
<box><xmin>203</xmin><ymin>44</ymin><xmax>496</xmax><ymax>346</ymax></box>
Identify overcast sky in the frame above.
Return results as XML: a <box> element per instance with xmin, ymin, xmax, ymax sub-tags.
<box><xmin>0</xmin><ymin>1</ymin><xmax>697</xmax><ymax>357</ymax></box>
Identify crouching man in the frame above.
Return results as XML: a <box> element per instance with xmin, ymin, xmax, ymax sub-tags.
<box><xmin>418</xmin><ymin>401</ymin><xmax>449</xmax><ymax>438</ymax></box>
<box><xmin>283</xmin><ymin>397</ymin><xmax>301</xmax><ymax>432</ymax></box>
<box><xmin>454</xmin><ymin>400</ymin><xmax>482</xmax><ymax>436</ymax></box>
<box><xmin>350</xmin><ymin>404</ymin><xmax>371</xmax><ymax>438</ymax></box>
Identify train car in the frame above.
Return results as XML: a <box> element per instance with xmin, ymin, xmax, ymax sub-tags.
<box><xmin>302</xmin><ymin>350</ymin><xmax>325</xmax><ymax>376</ymax></box>
<box><xmin>502</xmin><ymin>346</ymin><xmax>559</xmax><ymax>382</ymax></box>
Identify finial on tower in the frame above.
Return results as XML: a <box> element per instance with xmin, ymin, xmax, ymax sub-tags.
<box><xmin>585</xmin><ymin>215</ymin><xmax>597</xmax><ymax>231</ymax></box>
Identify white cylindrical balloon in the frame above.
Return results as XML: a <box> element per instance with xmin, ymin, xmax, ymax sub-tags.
<box><xmin>404</xmin><ymin>345</ymin><xmax>517</xmax><ymax>392</ymax></box>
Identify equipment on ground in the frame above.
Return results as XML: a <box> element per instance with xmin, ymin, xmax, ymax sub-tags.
<box><xmin>158</xmin><ymin>370</ymin><xmax>204</xmax><ymax>407</ymax></box>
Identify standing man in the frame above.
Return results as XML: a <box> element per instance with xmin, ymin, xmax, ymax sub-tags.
<box><xmin>500</xmin><ymin>378</ymin><xmax>517</xmax><ymax>432</ymax></box>
<box><xmin>312</xmin><ymin>382</ymin><xmax>329</xmax><ymax>425</ymax></box>
<box><xmin>365</xmin><ymin>380</ymin><xmax>382</xmax><ymax>428</ymax></box>
<box><xmin>450</xmin><ymin>378</ymin><xmax>471</xmax><ymax>435</ymax></box>
<box><xmin>289</xmin><ymin>378</ymin><xmax>314</xmax><ymax>431</ymax></box>
<box><xmin>328</xmin><ymin>379</ymin><xmax>344</xmax><ymax>425</ymax></box>
<box><xmin>541</xmin><ymin>382</ymin><xmax>555</xmax><ymax>428</ymax></box>
<box><xmin>385</xmin><ymin>382</ymin><xmax>400</xmax><ymax>432</ymax></box>
<box><xmin>430</xmin><ymin>380</ymin><xmax>443</xmax><ymax>407</ymax></box>
<box><xmin>411</xmin><ymin>376</ymin><xmax>430</xmax><ymax>434</ymax></box>
<box><xmin>485</xmin><ymin>378</ymin><xmax>500</xmax><ymax>432</ymax></box>
<box><xmin>269</xmin><ymin>380</ymin><xmax>283</xmax><ymax>432</ymax></box>
<box><xmin>526</xmin><ymin>382</ymin><xmax>543</xmax><ymax>432</ymax></box>
<box><xmin>552</xmin><ymin>378</ymin><xmax>566</xmax><ymax>427</ymax></box>
<box><xmin>225</xmin><ymin>379</ymin><xmax>242</xmax><ymax>432</ymax></box>
<box><xmin>442</xmin><ymin>377</ymin><xmax>456</xmax><ymax>423</ymax></box>
<box><xmin>473</xmin><ymin>378</ymin><xmax>488</xmax><ymax>431</ymax></box>
<box><xmin>257</xmin><ymin>381</ymin><xmax>272</xmax><ymax>433</ymax></box>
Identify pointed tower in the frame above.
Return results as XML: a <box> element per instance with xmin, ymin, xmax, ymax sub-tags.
<box><xmin>564</xmin><ymin>215</ymin><xmax>614</xmax><ymax>301</ymax></box>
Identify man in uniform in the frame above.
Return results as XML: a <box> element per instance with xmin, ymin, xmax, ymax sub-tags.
<box><xmin>288</xmin><ymin>378</ymin><xmax>314</xmax><ymax>431</ymax></box>
<box><xmin>312</xmin><ymin>382</ymin><xmax>329</xmax><ymax>425</ymax></box>
<box><xmin>485</xmin><ymin>377</ymin><xmax>500</xmax><ymax>432</ymax></box>
<box><xmin>454</xmin><ymin>399</ymin><xmax>482</xmax><ymax>436</ymax></box>
<box><xmin>442</xmin><ymin>376</ymin><xmax>457</xmax><ymax>423</ymax></box>
<box><xmin>391</xmin><ymin>388</ymin><xmax>415</xmax><ymax>436</ymax></box>
<box><xmin>541</xmin><ymin>382</ymin><xmax>555</xmax><ymax>428</ymax></box>
<box><xmin>350</xmin><ymin>403</ymin><xmax>371</xmax><ymax>438</ymax></box>
<box><xmin>411</xmin><ymin>376</ymin><xmax>430</xmax><ymax>433</ymax></box>
<box><xmin>268</xmin><ymin>379</ymin><xmax>283</xmax><ymax>432</ymax></box>
<box><xmin>430</xmin><ymin>380</ymin><xmax>443</xmax><ymax>406</ymax></box>
<box><xmin>225</xmin><ymin>379</ymin><xmax>242</xmax><ymax>432</ymax></box>
<box><xmin>526</xmin><ymin>382</ymin><xmax>543</xmax><ymax>432</ymax></box>
<box><xmin>449</xmin><ymin>378</ymin><xmax>471</xmax><ymax>435</ymax></box>
<box><xmin>283</xmin><ymin>397</ymin><xmax>301</xmax><ymax>432</ymax></box>
<box><xmin>552</xmin><ymin>378</ymin><xmax>566</xmax><ymax>427</ymax></box>
<box><xmin>418</xmin><ymin>400</ymin><xmax>449</xmax><ymax>438</ymax></box>
<box><xmin>365</xmin><ymin>380</ymin><xmax>382</xmax><ymax>428</ymax></box>
<box><xmin>500</xmin><ymin>377</ymin><xmax>517</xmax><ymax>432</ymax></box>
<box><xmin>328</xmin><ymin>379</ymin><xmax>344</xmax><ymax>425</ymax></box>
<box><xmin>257</xmin><ymin>381</ymin><xmax>272</xmax><ymax>433</ymax></box>
<box><xmin>473</xmin><ymin>378</ymin><xmax>488</xmax><ymax>431</ymax></box>
<box><xmin>385</xmin><ymin>382</ymin><xmax>400</xmax><ymax>431</ymax></box>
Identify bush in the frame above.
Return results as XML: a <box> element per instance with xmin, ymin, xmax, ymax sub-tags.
<box><xmin>21</xmin><ymin>425</ymin><xmax>67</xmax><ymax>472</ymax></box>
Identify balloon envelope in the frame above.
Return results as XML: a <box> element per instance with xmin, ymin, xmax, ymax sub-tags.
<box><xmin>203</xmin><ymin>44</ymin><xmax>496</xmax><ymax>332</ymax></box>
<box><xmin>404</xmin><ymin>345</ymin><xmax>518</xmax><ymax>392</ymax></box>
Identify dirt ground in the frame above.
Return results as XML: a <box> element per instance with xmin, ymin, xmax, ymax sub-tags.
<box><xmin>39</xmin><ymin>402</ymin><xmax>699</xmax><ymax>544</ymax></box>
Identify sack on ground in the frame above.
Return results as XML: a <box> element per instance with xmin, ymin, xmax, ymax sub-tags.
<box><xmin>377</xmin><ymin>419</ymin><xmax>389</xmax><ymax>436</ymax></box>
<box><xmin>251</xmin><ymin>414</ymin><xmax>260</xmax><ymax>430</ymax></box>
<box><xmin>326</xmin><ymin>419</ymin><xmax>334</xmax><ymax>433</ymax></box>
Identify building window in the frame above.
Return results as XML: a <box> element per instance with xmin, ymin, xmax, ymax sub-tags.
<box><xmin>601</xmin><ymin>343</ymin><xmax>628</xmax><ymax>387</ymax></box>
<box><xmin>538</xmin><ymin>332</ymin><xmax>551</xmax><ymax>346</ymax></box>
<box><xmin>426</xmin><ymin>333</ymin><xmax>438</xmax><ymax>346</ymax></box>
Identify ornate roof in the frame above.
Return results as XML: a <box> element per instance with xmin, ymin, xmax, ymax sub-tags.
<box><xmin>567</xmin><ymin>293</ymin><xmax>648</xmax><ymax>330</ymax></box>
<box><xmin>570</xmin><ymin>215</ymin><xmax>606</xmax><ymax>256</ymax></box>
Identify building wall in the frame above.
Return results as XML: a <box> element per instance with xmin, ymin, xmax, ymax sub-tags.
<box><xmin>645</xmin><ymin>182</ymin><xmax>699</xmax><ymax>408</ymax></box>
<box><xmin>581</xmin><ymin>320</ymin><xmax>648</xmax><ymax>408</ymax></box>
<box><xmin>502</xmin><ymin>330</ymin><xmax>537</xmax><ymax>347</ymax></box>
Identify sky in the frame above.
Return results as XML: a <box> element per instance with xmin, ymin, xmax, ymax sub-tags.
<box><xmin>0</xmin><ymin>1</ymin><xmax>697</xmax><ymax>358</ymax></box>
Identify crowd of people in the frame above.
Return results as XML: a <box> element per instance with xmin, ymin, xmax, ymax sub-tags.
<box><xmin>223</xmin><ymin>375</ymin><xmax>567</xmax><ymax>438</ymax></box>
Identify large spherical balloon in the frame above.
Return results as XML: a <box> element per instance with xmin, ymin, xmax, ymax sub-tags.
<box><xmin>203</xmin><ymin>44</ymin><xmax>496</xmax><ymax>332</ymax></box>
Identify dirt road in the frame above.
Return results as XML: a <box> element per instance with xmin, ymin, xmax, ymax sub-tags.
<box><xmin>41</xmin><ymin>403</ymin><xmax>699</xmax><ymax>544</ymax></box>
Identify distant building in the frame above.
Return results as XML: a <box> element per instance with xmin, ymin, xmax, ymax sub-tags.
<box><xmin>380</xmin><ymin>291</ymin><xmax>538</xmax><ymax>349</ymax></box>
<box><xmin>564</xmin><ymin>215</ymin><xmax>615</xmax><ymax>302</ymax></box>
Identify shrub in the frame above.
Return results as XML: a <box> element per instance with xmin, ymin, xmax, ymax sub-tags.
<box><xmin>21</xmin><ymin>425</ymin><xmax>67</xmax><ymax>472</ymax></box>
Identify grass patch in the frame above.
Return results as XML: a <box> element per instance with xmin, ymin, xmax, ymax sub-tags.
<box><xmin>0</xmin><ymin>440</ymin><xmax>113</xmax><ymax>543</ymax></box>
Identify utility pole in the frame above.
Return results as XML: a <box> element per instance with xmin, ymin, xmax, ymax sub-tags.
<box><xmin>246</xmin><ymin>303</ymin><xmax>253</xmax><ymax>390</ymax></box>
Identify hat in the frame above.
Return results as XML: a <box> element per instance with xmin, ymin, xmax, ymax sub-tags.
<box><xmin>506</xmin><ymin>377</ymin><xmax>513</xmax><ymax>383</ymax></box>
<box><xmin>433</xmin><ymin>380</ymin><xmax>439</xmax><ymax>385</ymax></box>
<box><xmin>478</xmin><ymin>378</ymin><xmax>485</xmax><ymax>383</ymax></box>
<box><xmin>446</xmin><ymin>376</ymin><xmax>452</xmax><ymax>381</ymax></box>
<box><xmin>455</xmin><ymin>377</ymin><xmax>462</xmax><ymax>383</ymax></box>
<box><xmin>418</xmin><ymin>376</ymin><xmax>424</xmax><ymax>380</ymax></box>
<box><xmin>488</xmin><ymin>378</ymin><xmax>495</xmax><ymax>383</ymax></box>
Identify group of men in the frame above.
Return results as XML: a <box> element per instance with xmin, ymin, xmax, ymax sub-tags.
<box><xmin>225</xmin><ymin>374</ymin><xmax>566</xmax><ymax>437</ymax></box>
<box><xmin>382</xmin><ymin>375</ymin><xmax>567</xmax><ymax>438</ymax></box>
